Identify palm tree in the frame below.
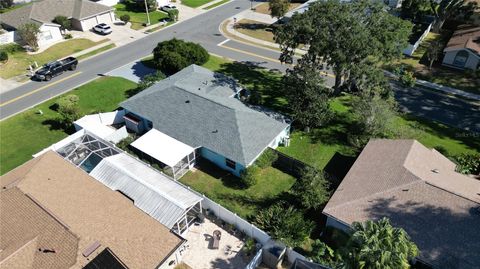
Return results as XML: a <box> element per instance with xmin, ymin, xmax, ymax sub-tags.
<box><xmin>340</xmin><ymin>217</ymin><xmax>419</xmax><ymax>269</ymax></box>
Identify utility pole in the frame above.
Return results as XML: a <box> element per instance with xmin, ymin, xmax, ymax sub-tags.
<box><xmin>144</xmin><ymin>0</ymin><xmax>151</xmax><ymax>26</ymax></box>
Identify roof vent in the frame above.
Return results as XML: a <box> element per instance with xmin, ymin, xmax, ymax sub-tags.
<box><xmin>185</xmin><ymin>100</ymin><xmax>190</xmax><ymax>103</ymax></box>
<box><xmin>212</xmin><ymin>129</ymin><xmax>218</xmax><ymax>133</ymax></box>
<box><xmin>431</xmin><ymin>169</ymin><xmax>439</xmax><ymax>174</ymax></box>
<box><xmin>402</xmin><ymin>189</ymin><xmax>409</xmax><ymax>192</ymax></box>
<box><xmin>198</xmin><ymin>87</ymin><xmax>201</xmax><ymax>91</ymax></box>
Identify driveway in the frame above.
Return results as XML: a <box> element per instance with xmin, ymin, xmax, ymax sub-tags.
<box><xmin>107</xmin><ymin>61</ymin><xmax>156</xmax><ymax>83</ymax></box>
<box><xmin>72</xmin><ymin>23</ymin><xmax>146</xmax><ymax>46</ymax></box>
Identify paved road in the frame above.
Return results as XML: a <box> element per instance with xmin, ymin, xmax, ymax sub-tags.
<box><xmin>1</xmin><ymin>0</ymin><xmax>478</xmax><ymax>134</ymax></box>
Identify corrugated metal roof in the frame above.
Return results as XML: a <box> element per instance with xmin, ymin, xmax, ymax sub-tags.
<box><xmin>89</xmin><ymin>153</ymin><xmax>202</xmax><ymax>229</ymax></box>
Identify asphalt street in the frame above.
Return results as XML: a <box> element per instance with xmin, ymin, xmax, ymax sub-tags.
<box><xmin>0</xmin><ymin>0</ymin><xmax>478</xmax><ymax>134</ymax></box>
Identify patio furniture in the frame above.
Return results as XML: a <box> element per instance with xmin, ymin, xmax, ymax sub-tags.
<box><xmin>212</xmin><ymin>230</ymin><xmax>221</xmax><ymax>249</ymax></box>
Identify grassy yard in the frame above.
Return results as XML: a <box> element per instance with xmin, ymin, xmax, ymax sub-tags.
<box><xmin>0</xmin><ymin>77</ymin><xmax>137</xmax><ymax>175</ymax></box>
<box><xmin>77</xmin><ymin>43</ymin><xmax>116</xmax><ymax>60</ymax></box>
<box><xmin>0</xmin><ymin>39</ymin><xmax>107</xmax><ymax>79</ymax></box>
<box><xmin>254</xmin><ymin>2</ymin><xmax>302</xmax><ymax>15</ymax></box>
<box><xmin>387</xmin><ymin>32</ymin><xmax>480</xmax><ymax>95</ymax></box>
<box><xmin>235</xmin><ymin>19</ymin><xmax>275</xmax><ymax>43</ymax></box>
<box><xmin>114</xmin><ymin>3</ymin><xmax>168</xmax><ymax>30</ymax></box>
<box><xmin>181</xmin><ymin>0</ymin><xmax>215</xmax><ymax>8</ymax></box>
<box><xmin>180</xmin><ymin>160</ymin><xmax>296</xmax><ymax>218</ymax></box>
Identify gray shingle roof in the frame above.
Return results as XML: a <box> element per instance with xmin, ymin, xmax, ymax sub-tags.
<box><xmin>323</xmin><ymin>139</ymin><xmax>480</xmax><ymax>269</ymax></box>
<box><xmin>0</xmin><ymin>0</ymin><xmax>112</xmax><ymax>30</ymax></box>
<box><xmin>120</xmin><ymin>65</ymin><xmax>289</xmax><ymax>166</ymax></box>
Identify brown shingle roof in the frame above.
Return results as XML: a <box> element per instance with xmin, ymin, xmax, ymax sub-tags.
<box><xmin>0</xmin><ymin>188</ymin><xmax>79</xmax><ymax>269</ymax></box>
<box><xmin>444</xmin><ymin>25</ymin><xmax>480</xmax><ymax>54</ymax></box>
<box><xmin>323</xmin><ymin>139</ymin><xmax>480</xmax><ymax>269</ymax></box>
<box><xmin>0</xmin><ymin>151</ymin><xmax>184</xmax><ymax>269</ymax></box>
<box><xmin>0</xmin><ymin>0</ymin><xmax>112</xmax><ymax>30</ymax></box>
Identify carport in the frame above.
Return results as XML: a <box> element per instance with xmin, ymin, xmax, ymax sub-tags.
<box><xmin>131</xmin><ymin>129</ymin><xmax>196</xmax><ymax>179</ymax></box>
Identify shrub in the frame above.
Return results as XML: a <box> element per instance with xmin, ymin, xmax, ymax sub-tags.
<box><xmin>18</xmin><ymin>23</ymin><xmax>41</xmax><ymax>50</ymax></box>
<box><xmin>0</xmin><ymin>43</ymin><xmax>23</xmax><ymax>54</ymax></box>
<box><xmin>399</xmin><ymin>70</ymin><xmax>416</xmax><ymax>87</ymax></box>
<box><xmin>455</xmin><ymin>153</ymin><xmax>480</xmax><ymax>175</ymax></box>
<box><xmin>167</xmin><ymin>9</ymin><xmax>179</xmax><ymax>22</ymax></box>
<box><xmin>240</xmin><ymin>165</ymin><xmax>259</xmax><ymax>188</ymax></box>
<box><xmin>120</xmin><ymin>14</ymin><xmax>131</xmax><ymax>23</ymax></box>
<box><xmin>0</xmin><ymin>51</ymin><xmax>7</xmax><ymax>62</ymax></box>
<box><xmin>292</xmin><ymin>166</ymin><xmax>330</xmax><ymax>210</ymax></box>
<box><xmin>64</xmin><ymin>33</ymin><xmax>73</xmax><ymax>39</ymax></box>
<box><xmin>53</xmin><ymin>15</ymin><xmax>71</xmax><ymax>31</ymax></box>
<box><xmin>56</xmin><ymin>94</ymin><xmax>80</xmax><ymax>127</ymax></box>
<box><xmin>248</xmin><ymin>86</ymin><xmax>263</xmax><ymax>105</ymax></box>
<box><xmin>116</xmin><ymin>135</ymin><xmax>135</xmax><ymax>151</ymax></box>
<box><xmin>244</xmin><ymin>237</ymin><xmax>257</xmax><ymax>256</ymax></box>
<box><xmin>254</xmin><ymin>203</ymin><xmax>314</xmax><ymax>247</ymax></box>
<box><xmin>255</xmin><ymin>148</ymin><xmax>278</xmax><ymax>168</ymax></box>
<box><xmin>153</xmin><ymin>38</ymin><xmax>209</xmax><ymax>74</ymax></box>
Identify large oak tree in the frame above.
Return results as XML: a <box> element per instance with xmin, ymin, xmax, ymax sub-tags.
<box><xmin>275</xmin><ymin>0</ymin><xmax>412</xmax><ymax>91</ymax></box>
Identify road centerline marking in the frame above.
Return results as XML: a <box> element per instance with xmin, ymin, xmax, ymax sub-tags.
<box><xmin>0</xmin><ymin>72</ymin><xmax>82</xmax><ymax>108</ymax></box>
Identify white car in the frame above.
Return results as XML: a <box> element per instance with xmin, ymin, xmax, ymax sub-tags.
<box><xmin>93</xmin><ymin>23</ymin><xmax>112</xmax><ymax>35</ymax></box>
<box><xmin>160</xmin><ymin>4</ymin><xmax>177</xmax><ymax>12</ymax></box>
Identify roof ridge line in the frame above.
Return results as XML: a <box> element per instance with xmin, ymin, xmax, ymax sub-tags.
<box><xmin>325</xmin><ymin>176</ymin><xmax>422</xmax><ymax>212</ymax></box>
<box><xmin>174</xmin><ymin>86</ymin><xmax>236</xmax><ymax>111</ymax></box>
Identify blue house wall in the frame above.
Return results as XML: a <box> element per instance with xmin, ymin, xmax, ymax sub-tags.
<box><xmin>200</xmin><ymin>147</ymin><xmax>245</xmax><ymax>177</ymax></box>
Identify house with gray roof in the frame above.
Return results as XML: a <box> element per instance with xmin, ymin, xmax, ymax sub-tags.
<box><xmin>120</xmin><ymin>65</ymin><xmax>291</xmax><ymax>177</ymax></box>
<box><xmin>0</xmin><ymin>0</ymin><xmax>114</xmax><ymax>47</ymax></box>
<box><xmin>323</xmin><ymin>139</ymin><xmax>480</xmax><ymax>269</ymax></box>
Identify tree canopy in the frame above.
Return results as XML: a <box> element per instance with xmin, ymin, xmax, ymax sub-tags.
<box><xmin>53</xmin><ymin>15</ymin><xmax>71</xmax><ymax>32</ymax></box>
<box><xmin>254</xmin><ymin>203</ymin><xmax>314</xmax><ymax>247</ymax></box>
<box><xmin>282</xmin><ymin>63</ymin><xmax>332</xmax><ymax>129</ymax></box>
<box><xmin>18</xmin><ymin>23</ymin><xmax>41</xmax><ymax>51</ymax></box>
<box><xmin>275</xmin><ymin>0</ymin><xmax>412</xmax><ymax>91</ymax></box>
<box><xmin>292</xmin><ymin>166</ymin><xmax>331</xmax><ymax>210</ymax></box>
<box><xmin>152</xmin><ymin>38</ymin><xmax>209</xmax><ymax>74</ymax></box>
<box><xmin>269</xmin><ymin>0</ymin><xmax>289</xmax><ymax>19</ymax></box>
<box><xmin>341</xmin><ymin>218</ymin><xmax>419</xmax><ymax>269</ymax></box>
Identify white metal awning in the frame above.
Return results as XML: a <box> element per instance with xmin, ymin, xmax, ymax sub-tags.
<box><xmin>130</xmin><ymin>129</ymin><xmax>195</xmax><ymax>167</ymax></box>
<box><xmin>89</xmin><ymin>153</ymin><xmax>203</xmax><ymax>229</ymax></box>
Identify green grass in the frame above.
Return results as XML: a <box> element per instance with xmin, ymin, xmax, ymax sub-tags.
<box><xmin>0</xmin><ymin>39</ymin><xmax>107</xmax><ymax>79</ymax></box>
<box><xmin>77</xmin><ymin>44</ymin><xmax>116</xmax><ymax>61</ymax></box>
<box><xmin>387</xmin><ymin>32</ymin><xmax>479</xmax><ymax>95</ymax></box>
<box><xmin>114</xmin><ymin>3</ymin><xmax>168</xmax><ymax>30</ymax></box>
<box><xmin>203</xmin><ymin>0</ymin><xmax>230</xmax><ymax>9</ymax></box>
<box><xmin>0</xmin><ymin>77</ymin><xmax>137</xmax><ymax>175</ymax></box>
<box><xmin>180</xmin><ymin>160</ymin><xmax>296</xmax><ymax>218</ymax></box>
<box><xmin>182</xmin><ymin>0</ymin><xmax>215</xmax><ymax>8</ymax></box>
<box><xmin>145</xmin><ymin>21</ymin><xmax>175</xmax><ymax>33</ymax></box>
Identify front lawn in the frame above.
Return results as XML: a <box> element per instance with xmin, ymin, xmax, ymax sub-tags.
<box><xmin>114</xmin><ymin>3</ymin><xmax>169</xmax><ymax>30</ymax></box>
<box><xmin>386</xmin><ymin>32</ymin><xmax>480</xmax><ymax>95</ymax></box>
<box><xmin>180</xmin><ymin>159</ymin><xmax>296</xmax><ymax>218</ymax></box>
<box><xmin>0</xmin><ymin>39</ymin><xmax>107</xmax><ymax>79</ymax></box>
<box><xmin>0</xmin><ymin>77</ymin><xmax>137</xmax><ymax>175</ymax></box>
<box><xmin>235</xmin><ymin>19</ymin><xmax>275</xmax><ymax>43</ymax></box>
<box><xmin>254</xmin><ymin>2</ymin><xmax>302</xmax><ymax>15</ymax></box>
<box><xmin>181</xmin><ymin>0</ymin><xmax>215</xmax><ymax>8</ymax></box>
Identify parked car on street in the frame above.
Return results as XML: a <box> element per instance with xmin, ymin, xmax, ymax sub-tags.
<box><xmin>34</xmin><ymin>57</ymin><xmax>78</xmax><ymax>81</ymax></box>
<box><xmin>93</xmin><ymin>23</ymin><xmax>112</xmax><ymax>35</ymax></box>
<box><xmin>160</xmin><ymin>4</ymin><xmax>177</xmax><ymax>12</ymax></box>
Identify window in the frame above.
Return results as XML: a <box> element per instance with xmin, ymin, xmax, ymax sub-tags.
<box><xmin>226</xmin><ymin>158</ymin><xmax>236</xmax><ymax>170</ymax></box>
<box><xmin>453</xmin><ymin>50</ymin><xmax>468</xmax><ymax>68</ymax></box>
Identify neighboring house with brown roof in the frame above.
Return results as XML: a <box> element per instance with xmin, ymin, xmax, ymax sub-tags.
<box><xmin>442</xmin><ymin>25</ymin><xmax>480</xmax><ymax>70</ymax></box>
<box><xmin>0</xmin><ymin>0</ymin><xmax>114</xmax><ymax>47</ymax></box>
<box><xmin>323</xmin><ymin>139</ymin><xmax>480</xmax><ymax>269</ymax></box>
<box><xmin>0</xmin><ymin>151</ymin><xmax>187</xmax><ymax>269</ymax></box>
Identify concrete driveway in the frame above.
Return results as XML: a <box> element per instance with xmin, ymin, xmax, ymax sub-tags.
<box><xmin>72</xmin><ymin>23</ymin><xmax>147</xmax><ymax>46</ymax></box>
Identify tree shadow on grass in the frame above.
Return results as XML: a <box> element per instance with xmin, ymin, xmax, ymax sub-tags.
<box><xmin>41</xmin><ymin>119</ymin><xmax>75</xmax><ymax>134</ymax></box>
<box><xmin>194</xmin><ymin>158</ymin><xmax>245</xmax><ymax>190</ymax></box>
<box><xmin>216</xmin><ymin>61</ymin><xmax>287</xmax><ymax>113</ymax></box>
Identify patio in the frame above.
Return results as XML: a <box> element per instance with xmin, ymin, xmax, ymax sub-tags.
<box><xmin>182</xmin><ymin>218</ymin><xmax>251</xmax><ymax>269</ymax></box>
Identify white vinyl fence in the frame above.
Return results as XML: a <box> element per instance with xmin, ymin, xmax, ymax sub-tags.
<box><xmin>403</xmin><ymin>22</ymin><xmax>433</xmax><ymax>56</ymax></box>
<box><xmin>245</xmin><ymin>249</ymin><xmax>263</xmax><ymax>269</ymax></box>
<box><xmin>200</xmin><ymin>195</ymin><xmax>271</xmax><ymax>244</ymax></box>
